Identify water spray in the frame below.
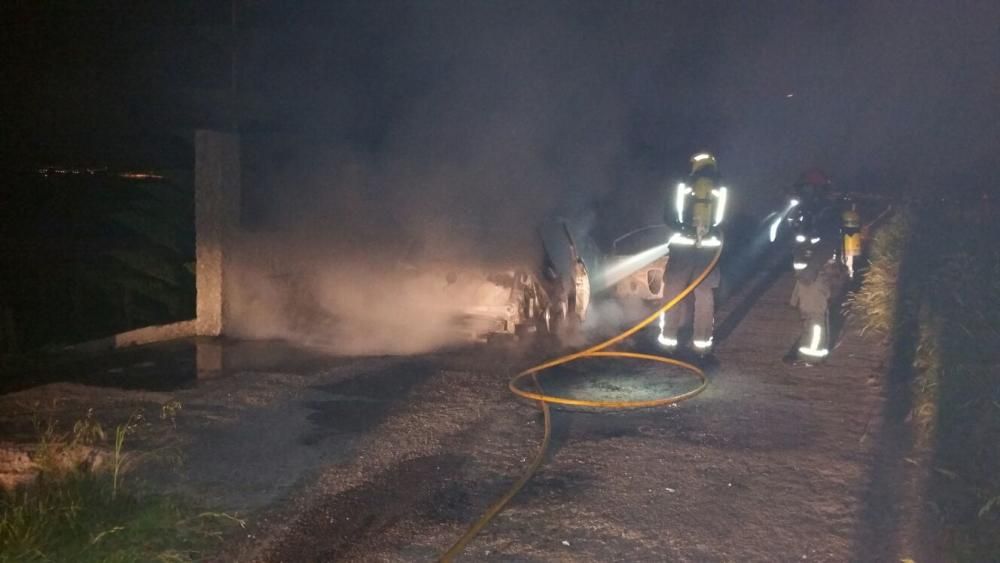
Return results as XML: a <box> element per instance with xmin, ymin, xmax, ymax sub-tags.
<box><xmin>768</xmin><ymin>198</ymin><xmax>800</xmax><ymax>242</ymax></box>
<box><xmin>594</xmin><ymin>241</ymin><xmax>671</xmax><ymax>290</ymax></box>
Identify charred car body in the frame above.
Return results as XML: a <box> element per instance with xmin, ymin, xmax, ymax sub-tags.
<box><xmin>433</xmin><ymin>222</ymin><xmax>671</xmax><ymax>343</ymax></box>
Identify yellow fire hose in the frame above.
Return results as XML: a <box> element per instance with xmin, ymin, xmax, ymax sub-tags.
<box><xmin>440</xmin><ymin>240</ymin><xmax>723</xmax><ymax>561</ymax></box>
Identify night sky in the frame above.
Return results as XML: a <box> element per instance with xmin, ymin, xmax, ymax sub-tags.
<box><xmin>4</xmin><ymin>1</ymin><xmax>998</xmax><ymax>209</ymax></box>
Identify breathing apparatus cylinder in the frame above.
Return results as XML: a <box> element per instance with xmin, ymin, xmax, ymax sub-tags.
<box><xmin>841</xmin><ymin>205</ymin><xmax>862</xmax><ymax>258</ymax></box>
<box><xmin>690</xmin><ymin>177</ymin><xmax>716</xmax><ymax>239</ymax></box>
<box><xmin>841</xmin><ymin>204</ymin><xmax>862</xmax><ymax>278</ymax></box>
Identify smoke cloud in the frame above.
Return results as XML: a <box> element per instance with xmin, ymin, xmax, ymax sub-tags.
<box><xmin>221</xmin><ymin>1</ymin><xmax>998</xmax><ymax>354</ymax></box>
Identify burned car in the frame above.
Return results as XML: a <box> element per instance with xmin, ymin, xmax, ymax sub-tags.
<box><xmin>430</xmin><ymin>221</ymin><xmax>591</xmax><ymax>343</ymax></box>
<box><xmin>425</xmin><ymin>222</ymin><xmax>678</xmax><ymax>343</ymax></box>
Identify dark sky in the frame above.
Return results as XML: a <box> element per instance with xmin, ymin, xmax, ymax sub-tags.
<box><xmin>3</xmin><ymin>0</ymin><xmax>998</xmax><ymax>209</ymax></box>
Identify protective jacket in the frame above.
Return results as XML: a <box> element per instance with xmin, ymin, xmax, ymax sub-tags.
<box><xmin>666</xmin><ymin>171</ymin><xmax>727</xmax><ymax>248</ymax></box>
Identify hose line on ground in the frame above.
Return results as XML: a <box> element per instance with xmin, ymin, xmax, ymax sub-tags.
<box><xmin>440</xmin><ymin>239</ymin><xmax>723</xmax><ymax>561</ymax></box>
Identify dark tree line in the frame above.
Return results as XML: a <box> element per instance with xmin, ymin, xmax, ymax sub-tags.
<box><xmin>0</xmin><ymin>171</ymin><xmax>194</xmax><ymax>353</ymax></box>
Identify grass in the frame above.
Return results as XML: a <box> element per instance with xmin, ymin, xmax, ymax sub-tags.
<box><xmin>111</xmin><ymin>412</ymin><xmax>143</xmax><ymax>501</ymax></box>
<box><xmin>845</xmin><ymin>208</ymin><xmax>913</xmax><ymax>338</ymax></box>
<box><xmin>0</xmin><ymin>472</ymin><xmax>241</xmax><ymax>563</ymax></box>
<box><xmin>1</xmin><ymin>407</ymin><xmax>242</xmax><ymax>562</ymax></box>
<box><xmin>850</xmin><ymin>205</ymin><xmax>1000</xmax><ymax>560</ymax></box>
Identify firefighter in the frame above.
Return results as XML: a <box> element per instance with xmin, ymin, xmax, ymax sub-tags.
<box><xmin>657</xmin><ymin>152</ymin><xmax>727</xmax><ymax>356</ymax></box>
<box><xmin>840</xmin><ymin>200</ymin><xmax>862</xmax><ymax>278</ymax></box>
<box><xmin>787</xmin><ymin>206</ymin><xmax>847</xmax><ymax>364</ymax></box>
<box><xmin>789</xmin><ymin>241</ymin><xmax>839</xmax><ymax>363</ymax></box>
<box><xmin>779</xmin><ymin>169</ymin><xmax>850</xmax><ymax>363</ymax></box>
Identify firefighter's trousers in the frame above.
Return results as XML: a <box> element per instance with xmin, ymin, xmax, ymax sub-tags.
<box><xmin>797</xmin><ymin>309</ymin><xmax>830</xmax><ymax>360</ymax></box>
<box><xmin>658</xmin><ymin>247</ymin><xmax>720</xmax><ymax>349</ymax></box>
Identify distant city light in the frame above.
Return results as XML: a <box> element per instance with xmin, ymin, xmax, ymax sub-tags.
<box><xmin>36</xmin><ymin>166</ymin><xmax>164</xmax><ymax>181</ymax></box>
<box><xmin>118</xmin><ymin>172</ymin><xmax>164</xmax><ymax>180</ymax></box>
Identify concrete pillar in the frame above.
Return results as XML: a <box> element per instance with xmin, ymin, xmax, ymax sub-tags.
<box><xmin>196</xmin><ymin>339</ymin><xmax>226</xmax><ymax>376</ymax></box>
<box><xmin>195</xmin><ymin>130</ymin><xmax>241</xmax><ymax>337</ymax></box>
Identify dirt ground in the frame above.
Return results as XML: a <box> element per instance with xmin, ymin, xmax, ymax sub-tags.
<box><xmin>1</xmin><ymin>259</ymin><xmax>908</xmax><ymax>562</ymax></box>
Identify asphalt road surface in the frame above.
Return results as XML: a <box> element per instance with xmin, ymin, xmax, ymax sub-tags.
<box><xmin>0</xmin><ymin>254</ymin><xmax>911</xmax><ymax>562</ymax></box>
<box><xmin>236</xmin><ymin>262</ymin><xmax>892</xmax><ymax>562</ymax></box>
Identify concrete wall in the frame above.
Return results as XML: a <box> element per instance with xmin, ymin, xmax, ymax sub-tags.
<box><xmin>60</xmin><ymin>131</ymin><xmax>242</xmax><ymax>369</ymax></box>
<box><xmin>195</xmin><ymin>131</ymin><xmax>242</xmax><ymax>337</ymax></box>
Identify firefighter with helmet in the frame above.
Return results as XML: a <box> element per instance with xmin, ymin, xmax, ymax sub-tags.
<box><xmin>657</xmin><ymin>152</ymin><xmax>728</xmax><ymax>357</ymax></box>
<box><xmin>785</xmin><ymin>170</ymin><xmax>847</xmax><ymax>364</ymax></box>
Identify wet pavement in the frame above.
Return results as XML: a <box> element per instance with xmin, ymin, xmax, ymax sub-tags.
<box><xmin>0</xmin><ymin>236</ymin><xmax>900</xmax><ymax>561</ymax></box>
<box><xmin>231</xmin><ymin>248</ymin><xmax>891</xmax><ymax>562</ymax></box>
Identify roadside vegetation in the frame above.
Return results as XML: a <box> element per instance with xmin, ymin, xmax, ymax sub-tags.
<box><xmin>849</xmin><ymin>203</ymin><xmax>1000</xmax><ymax>559</ymax></box>
<box><xmin>0</xmin><ymin>404</ymin><xmax>240</xmax><ymax>562</ymax></box>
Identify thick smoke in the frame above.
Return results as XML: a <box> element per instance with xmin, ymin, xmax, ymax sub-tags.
<box><xmin>223</xmin><ymin>1</ymin><xmax>999</xmax><ymax>353</ymax></box>
<box><xmin>225</xmin><ymin>2</ymin><xmax>688</xmax><ymax>353</ymax></box>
